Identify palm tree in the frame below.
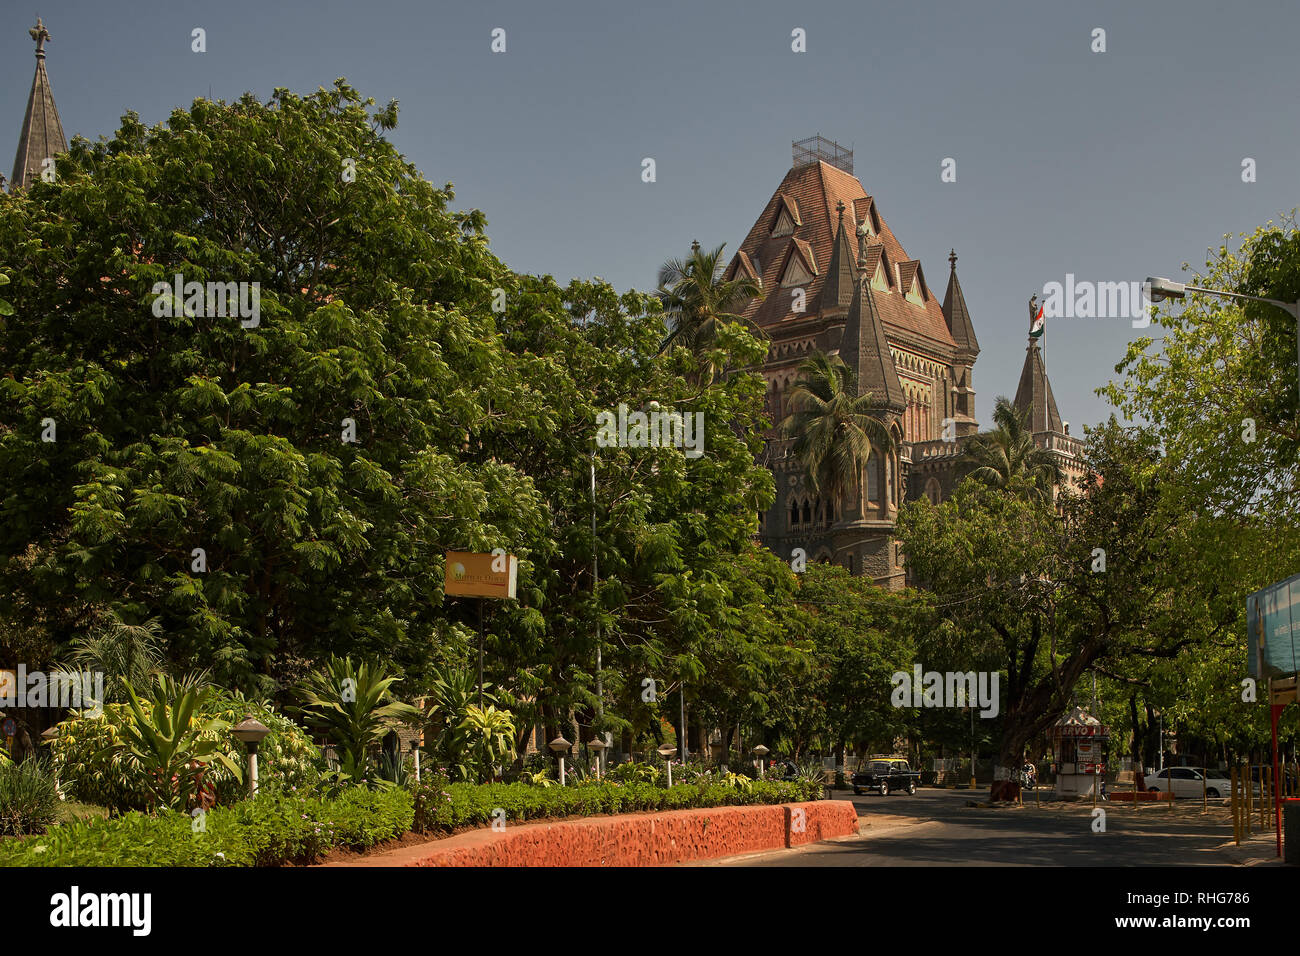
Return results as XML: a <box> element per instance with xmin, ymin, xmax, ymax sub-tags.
<box><xmin>960</xmin><ymin>396</ymin><xmax>1063</xmax><ymax>502</ymax></box>
<box><xmin>780</xmin><ymin>352</ymin><xmax>895</xmax><ymax>512</ymax></box>
<box><xmin>656</xmin><ymin>240</ymin><xmax>762</xmax><ymax>356</ymax></box>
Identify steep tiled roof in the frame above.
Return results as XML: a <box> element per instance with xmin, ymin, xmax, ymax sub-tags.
<box><xmin>1013</xmin><ymin>340</ymin><xmax>1064</xmax><ymax>435</ymax></box>
<box><xmin>734</xmin><ymin>161</ymin><xmax>957</xmax><ymax>349</ymax></box>
<box><xmin>10</xmin><ymin>19</ymin><xmax>66</xmax><ymax>192</ymax></box>
<box><xmin>942</xmin><ymin>250</ymin><xmax>980</xmax><ymax>354</ymax></box>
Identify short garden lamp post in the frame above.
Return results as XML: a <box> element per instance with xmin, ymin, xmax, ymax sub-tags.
<box><xmin>231</xmin><ymin>716</ymin><xmax>271</xmax><ymax>798</ymax></box>
<box><xmin>588</xmin><ymin>736</ymin><xmax>606</xmax><ymax>780</ymax></box>
<box><xmin>752</xmin><ymin>744</ymin><xmax>770</xmax><ymax>776</ymax></box>
<box><xmin>40</xmin><ymin>726</ymin><xmax>58</xmax><ymax>746</ymax></box>
<box><xmin>549</xmin><ymin>735</ymin><xmax>572</xmax><ymax>786</ymax></box>
<box><xmin>658</xmin><ymin>743</ymin><xmax>677</xmax><ymax>787</ymax></box>
<box><xmin>410</xmin><ymin>735</ymin><xmax>422</xmax><ymax>784</ymax></box>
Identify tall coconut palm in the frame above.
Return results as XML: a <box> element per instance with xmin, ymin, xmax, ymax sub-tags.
<box><xmin>656</xmin><ymin>240</ymin><xmax>762</xmax><ymax>355</ymax></box>
<box><xmin>781</xmin><ymin>352</ymin><xmax>895</xmax><ymax>512</ymax></box>
<box><xmin>960</xmin><ymin>396</ymin><xmax>1063</xmax><ymax>502</ymax></box>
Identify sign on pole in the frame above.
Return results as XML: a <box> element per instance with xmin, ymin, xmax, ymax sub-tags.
<box><xmin>1247</xmin><ymin>573</ymin><xmax>1300</xmax><ymax>679</ymax></box>
<box><xmin>444</xmin><ymin>551</ymin><xmax>517</xmax><ymax>600</ymax></box>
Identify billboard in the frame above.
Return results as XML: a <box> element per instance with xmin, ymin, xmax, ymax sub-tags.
<box><xmin>444</xmin><ymin>551</ymin><xmax>518</xmax><ymax>600</ymax></box>
<box><xmin>1247</xmin><ymin>573</ymin><xmax>1300</xmax><ymax>679</ymax></box>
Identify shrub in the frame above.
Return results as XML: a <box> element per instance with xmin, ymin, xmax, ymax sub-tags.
<box><xmin>50</xmin><ymin>693</ymin><xmax>322</xmax><ymax>812</ymax></box>
<box><xmin>0</xmin><ymin>759</ymin><xmax>60</xmax><ymax>835</ymax></box>
<box><xmin>0</xmin><ymin>787</ymin><xmax>414</xmax><ymax>867</ymax></box>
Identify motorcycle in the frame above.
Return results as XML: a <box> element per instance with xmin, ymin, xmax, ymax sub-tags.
<box><xmin>1019</xmin><ymin>764</ymin><xmax>1037</xmax><ymax>790</ymax></box>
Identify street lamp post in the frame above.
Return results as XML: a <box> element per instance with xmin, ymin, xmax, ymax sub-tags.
<box><xmin>658</xmin><ymin>743</ymin><xmax>677</xmax><ymax>788</ymax></box>
<box><xmin>231</xmin><ymin>717</ymin><xmax>271</xmax><ymax>799</ymax></box>
<box><xmin>550</xmin><ymin>735</ymin><xmax>571</xmax><ymax>786</ymax></box>
<box><xmin>1146</xmin><ymin>276</ymin><xmax>1300</xmax><ymax>400</ymax></box>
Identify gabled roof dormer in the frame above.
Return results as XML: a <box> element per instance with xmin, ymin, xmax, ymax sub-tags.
<box><xmin>729</xmin><ymin>250</ymin><xmax>762</xmax><ymax>291</ymax></box>
<box><xmin>779</xmin><ymin>238</ymin><xmax>818</xmax><ymax>288</ymax></box>
<box><xmin>853</xmin><ymin>196</ymin><xmax>879</xmax><ymax>238</ymax></box>
<box><xmin>770</xmin><ymin>193</ymin><xmax>802</xmax><ymax>237</ymax></box>
<box><xmin>898</xmin><ymin>260</ymin><xmax>928</xmax><ymax>306</ymax></box>
<box><xmin>861</xmin><ymin>242</ymin><xmax>891</xmax><ymax>293</ymax></box>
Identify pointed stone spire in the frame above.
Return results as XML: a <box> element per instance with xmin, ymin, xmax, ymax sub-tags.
<box><xmin>1013</xmin><ymin>339</ymin><xmax>1064</xmax><ymax>435</ymax></box>
<box><xmin>819</xmin><ymin>199</ymin><xmax>858</xmax><ymax>315</ymax></box>
<box><xmin>941</xmin><ymin>250</ymin><xmax>980</xmax><ymax>355</ymax></box>
<box><xmin>10</xmin><ymin>18</ymin><xmax>67</xmax><ymax>191</ymax></box>
<box><xmin>840</xmin><ymin>265</ymin><xmax>905</xmax><ymax>414</ymax></box>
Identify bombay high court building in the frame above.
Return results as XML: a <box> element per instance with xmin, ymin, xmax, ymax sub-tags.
<box><xmin>737</xmin><ymin>138</ymin><xmax>1084</xmax><ymax>589</ymax></box>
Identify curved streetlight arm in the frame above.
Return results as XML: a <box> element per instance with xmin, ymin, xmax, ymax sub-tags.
<box><xmin>1182</xmin><ymin>285</ymin><xmax>1300</xmax><ymax>318</ymax></box>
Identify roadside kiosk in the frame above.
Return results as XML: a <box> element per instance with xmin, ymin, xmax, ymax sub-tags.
<box><xmin>1052</xmin><ymin>706</ymin><xmax>1109</xmax><ymax>797</ymax></box>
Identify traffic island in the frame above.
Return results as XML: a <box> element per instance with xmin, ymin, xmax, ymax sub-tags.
<box><xmin>321</xmin><ymin>800</ymin><xmax>860</xmax><ymax>867</ymax></box>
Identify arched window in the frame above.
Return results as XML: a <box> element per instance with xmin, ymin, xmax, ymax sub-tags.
<box><xmin>866</xmin><ymin>454</ymin><xmax>879</xmax><ymax>504</ymax></box>
<box><xmin>924</xmin><ymin>477</ymin><xmax>942</xmax><ymax>505</ymax></box>
<box><xmin>802</xmin><ymin>500</ymin><xmax>812</xmax><ymax>525</ymax></box>
<box><xmin>885</xmin><ymin>454</ymin><xmax>894</xmax><ymax>506</ymax></box>
<box><xmin>789</xmin><ymin>500</ymin><xmax>799</xmax><ymax>529</ymax></box>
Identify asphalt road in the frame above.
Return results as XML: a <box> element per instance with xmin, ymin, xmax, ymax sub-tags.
<box><xmin>715</xmin><ymin>788</ymin><xmax>1276</xmax><ymax>867</ymax></box>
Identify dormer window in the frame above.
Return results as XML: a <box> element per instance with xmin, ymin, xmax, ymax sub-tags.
<box><xmin>770</xmin><ymin>194</ymin><xmax>802</xmax><ymax>237</ymax></box>
<box><xmin>780</xmin><ymin>240</ymin><xmax>818</xmax><ymax>288</ymax></box>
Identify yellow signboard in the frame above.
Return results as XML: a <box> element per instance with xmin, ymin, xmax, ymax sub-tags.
<box><xmin>444</xmin><ymin>551</ymin><xmax>518</xmax><ymax>600</ymax></box>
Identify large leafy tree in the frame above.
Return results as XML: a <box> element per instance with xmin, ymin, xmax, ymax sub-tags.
<box><xmin>781</xmin><ymin>352</ymin><xmax>894</xmax><ymax>510</ymax></box>
<box><xmin>0</xmin><ymin>82</ymin><xmax>547</xmax><ymax>694</ymax></box>
<box><xmin>900</xmin><ymin>421</ymin><xmax>1221</xmax><ymax>799</ymax></box>
<box><xmin>1102</xmin><ymin>216</ymin><xmax>1300</xmax><ymax>521</ymax></box>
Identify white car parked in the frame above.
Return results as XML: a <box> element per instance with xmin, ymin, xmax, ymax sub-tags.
<box><xmin>1143</xmin><ymin>767</ymin><xmax>1239</xmax><ymax>799</ymax></box>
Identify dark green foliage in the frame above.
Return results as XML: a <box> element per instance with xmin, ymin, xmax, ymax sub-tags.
<box><xmin>0</xmin><ymin>759</ymin><xmax>60</xmax><ymax>835</ymax></box>
<box><xmin>0</xmin><ymin>787</ymin><xmax>413</xmax><ymax>867</ymax></box>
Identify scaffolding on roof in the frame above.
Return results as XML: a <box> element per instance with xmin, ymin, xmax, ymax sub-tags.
<box><xmin>792</xmin><ymin>135</ymin><xmax>853</xmax><ymax>174</ymax></box>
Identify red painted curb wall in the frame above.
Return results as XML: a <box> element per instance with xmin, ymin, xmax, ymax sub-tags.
<box><xmin>331</xmin><ymin>800</ymin><xmax>860</xmax><ymax>867</ymax></box>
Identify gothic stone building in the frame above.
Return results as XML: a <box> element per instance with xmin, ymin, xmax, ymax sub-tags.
<box><xmin>735</xmin><ymin>139</ymin><xmax>1081</xmax><ymax>589</ymax></box>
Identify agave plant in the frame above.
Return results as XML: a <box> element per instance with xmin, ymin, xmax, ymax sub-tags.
<box><xmin>96</xmin><ymin>674</ymin><xmax>242</xmax><ymax>811</ymax></box>
<box><xmin>293</xmin><ymin>656</ymin><xmax>421</xmax><ymax>783</ymax></box>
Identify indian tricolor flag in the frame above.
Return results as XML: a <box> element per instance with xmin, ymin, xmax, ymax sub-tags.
<box><xmin>1029</xmin><ymin>304</ymin><xmax>1045</xmax><ymax>338</ymax></box>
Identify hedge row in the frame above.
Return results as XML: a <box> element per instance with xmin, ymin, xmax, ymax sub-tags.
<box><xmin>413</xmin><ymin>778</ymin><xmax>824</xmax><ymax>833</ymax></box>
<box><xmin>0</xmin><ymin>787</ymin><xmax>413</xmax><ymax>867</ymax></box>
<box><xmin>0</xmin><ymin>778</ymin><xmax>823</xmax><ymax>867</ymax></box>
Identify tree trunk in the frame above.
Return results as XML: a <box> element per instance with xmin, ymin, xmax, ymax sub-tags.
<box><xmin>1129</xmin><ymin>692</ymin><xmax>1145</xmax><ymax>791</ymax></box>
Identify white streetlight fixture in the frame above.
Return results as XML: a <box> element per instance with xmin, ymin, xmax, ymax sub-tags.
<box><xmin>752</xmin><ymin>744</ymin><xmax>770</xmax><ymax>776</ymax></box>
<box><xmin>588</xmin><ymin>736</ymin><xmax>606</xmax><ymax>780</ymax></box>
<box><xmin>410</xmin><ymin>735</ymin><xmax>422</xmax><ymax>784</ymax></box>
<box><xmin>549</xmin><ymin>735</ymin><xmax>571</xmax><ymax>786</ymax></box>
<box><xmin>231</xmin><ymin>717</ymin><xmax>271</xmax><ymax>798</ymax></box>
<box><xmin>657</xmin><ymin>743</ymin><xmax>677</xmax><ymax>787</ymax></box>
<box><xmin>1146</xmin><ymin>276</ymin><xmax>1300</xmax><ymax>399</ymax></box>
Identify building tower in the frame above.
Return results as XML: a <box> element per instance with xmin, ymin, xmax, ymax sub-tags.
<box><xmin>740</xmin><ymin>137</ymin><xmax>976</xmax><ymax>589</ymax></box>
<box><xmin>1012</xmin><ymin>333</ymin><xmax>1085</xmax><ymax>495</ymax></box>
<box><xmin>9</xmin><ymin>18</ymin><xmax>66</xmax><ymax>191</ymax></box>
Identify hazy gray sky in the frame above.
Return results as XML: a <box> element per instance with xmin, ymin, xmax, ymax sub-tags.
<box><xmin>5</xmin><ymin>0</ymin><xmax>1297</xmax><ymax>430</ymax></box>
